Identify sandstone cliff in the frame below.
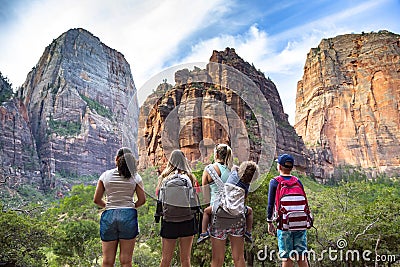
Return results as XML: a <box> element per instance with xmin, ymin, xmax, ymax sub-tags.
<box><xmin>138</xmin><ymin>48</ymin><xmax>307</xmax><ymax>175</ymax></box>
<box><xmin>295</xmin><ymin>30</ymin><xmax>400</xmax><ymax>180</ymax></box>
<box><xmin>16</xmin><ymin>28</ymin><xmax>138</xmax><ymax>190</ymax></box>
<box><xmin>209</xmin><ymin>49</ymin><xmax>308</xmax><ymax>170</ymax></box>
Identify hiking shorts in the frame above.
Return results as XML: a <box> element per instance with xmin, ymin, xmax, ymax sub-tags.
<box><xmin>100</xmin><ymin>208</ymin><xmax>139</xmax><ymax>241</ymax></box>
<box><xmin>160</xmin><ymin>217</ymin><xmax>198</xmax><ymax>239</ymax></box>
<box><xmin>209</xmin><ymin>225</ymin><xmax>245</xmax><ymax>240</ymax></box>
<box><xmin>277</xmin><ymin>229</ymin><xmax>307</xmax><ymax>259</ymax></box>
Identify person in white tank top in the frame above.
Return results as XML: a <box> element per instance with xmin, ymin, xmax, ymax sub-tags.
<box><xmin>93</xmin><ymin>147</ymin><xmax>146</xmax><ymax>267</ymax></box>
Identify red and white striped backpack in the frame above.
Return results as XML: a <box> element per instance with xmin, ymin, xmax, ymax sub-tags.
<box><xmin>273</xmin><ymin>176</ymin><xmax>313</xmax><ymax>231</ymax></box>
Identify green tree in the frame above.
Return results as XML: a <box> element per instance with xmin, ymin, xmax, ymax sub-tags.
<box><xmin>52</xmin><ymin>220</ymin><xmax>100</xmax><ymax>266</ymax></box>
<box><xmin>43</xmin><ymin>184</ymin><xmax>102</xmax><ymax>266</ymax></box>
<box><xmin>0</xmin><ymin>203</ymin><xmax>52</xmax><ymax>266</ymax></box>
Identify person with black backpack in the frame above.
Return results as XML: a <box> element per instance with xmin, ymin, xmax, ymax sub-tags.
<box><xmin>267</xmin><ymin>154</ymin><xmax>312</xmax><ymax>267</ymax></box>
<box><xmin>155</xmin><ymin>149</ymin><xmax>199</xmax><ymax>267</ymax></box>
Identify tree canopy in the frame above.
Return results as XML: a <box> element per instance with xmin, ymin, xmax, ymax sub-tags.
<box><xmin>0</xmin><ymin>166</ymin><xmax>399</xmax><ymax>266</ymax></box>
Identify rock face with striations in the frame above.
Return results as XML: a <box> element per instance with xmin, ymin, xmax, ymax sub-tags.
<box><xmin>0</xmin><ymin>73</ymin><xmax>41</xmax><ymax>187</ymax></box>
<box><xmin>138</xmin><ymin>48</ymin><xmax>307</xmax><ymax>173</ymax></box>
<box><xmin>17</xmin><ymin>28</ymin><xmax>138</xmax><ymax>190</ymax></box>
<box><xmin>209</xmin><ymin>49</ymin><xmax>308</xmax><ymax>170</ymax></box>
<box><xmin>295</xmin><ymin>30</ymin><xmax>400</xmax><ymax>180</ymax></box>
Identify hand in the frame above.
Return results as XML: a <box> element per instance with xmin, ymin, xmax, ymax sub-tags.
<box><xmin>268</xmin><ymin>222</ymin><xmax>276</xmax><ymax>236</ymax></box>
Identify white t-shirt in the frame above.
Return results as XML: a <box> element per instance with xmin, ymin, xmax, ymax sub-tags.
<box><xmin>99</xmin><ymin>168</ymin><xmax>143</xmax><ymax>210</ymax></box>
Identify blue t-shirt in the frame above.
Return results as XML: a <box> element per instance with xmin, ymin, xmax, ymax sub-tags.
<box><xmin>226</xmin><ymin>170</ymin><xmax>250</xmax><ymax>195</ymax></box>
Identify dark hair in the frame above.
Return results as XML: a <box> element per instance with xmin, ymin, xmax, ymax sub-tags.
<box><xmin>279</xmin><ymin>165</ymin><xmax>293</xmax><ymax>174</ymax></box>
<box><xmin>238</xmin><ymin>161</ymin><xmax>259</xmax><ymax>184</ymax></box>
<box><xmin>116</xmin><ymin>147</ymin><xmax>132</xmax><ymax>158</ymax></box>
<box><xmin>116</xmin><ymin>147</ymin><xmax>137</xmax><ymax>179</ymax></box>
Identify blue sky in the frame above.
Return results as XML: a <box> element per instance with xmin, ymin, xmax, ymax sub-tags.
<box><xmin>0</xmin><ymin>0</ymin><xmax>399</xmax><ymax>124</ymax></box>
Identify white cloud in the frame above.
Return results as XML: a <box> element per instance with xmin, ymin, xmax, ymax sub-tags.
<box><xmin>1</xmin><ymin>0</ymin><xmax>398</xmax><ymax>126</ymax></box>
<box><xmin>0</xmin><ymin>0</ymin><xmax>229</xmax><ymax>90</ymax></box>
<box><xmin>174</xmin><ymin>0</ymin><xmax>400</xmax><ymax>125</ymax></box>
<box><xmin>174</xmin><ymin>24</ymin><xmax>309</xmax><ymax>124</ymax></box>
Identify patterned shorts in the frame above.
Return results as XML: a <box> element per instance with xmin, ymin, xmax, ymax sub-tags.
<box><xmin>209</xmin><ymin>225</ymin><xmax>245</xmax><ymax>240</ymax></box>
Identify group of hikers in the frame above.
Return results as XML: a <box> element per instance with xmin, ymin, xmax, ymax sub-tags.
<box><xmin>93</xmin><ymin>144</ymin><xmax>313</xmax><ymax>267</ymax></box>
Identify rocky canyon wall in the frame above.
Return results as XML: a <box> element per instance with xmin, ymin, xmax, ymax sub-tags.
<box><xmin>295</xmin><ymin>30</ymin><xmax>400</xmax><ymax>180</ymax></box>
<box><xmin>14</xmin><ymin>28</ymin><xmax>138</xmax><ymax>190</ymax></box>
<box><xmin>0</xmin><ymin>74</ymin><xmax>41</xmax><ymax>188</ymax></box>
<box><xmin>138</xmin><ymin>48</ymin><xmax>308</xmax><ymax>175</ymax></box>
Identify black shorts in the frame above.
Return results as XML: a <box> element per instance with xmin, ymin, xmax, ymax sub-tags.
<box><xmin>160</xmin><ymin>217</ymin><xmax>198</xmax><ymax>239</ymax></box>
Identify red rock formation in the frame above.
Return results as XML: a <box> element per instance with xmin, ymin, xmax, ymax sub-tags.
<box><xmin>138</xmin><ymin>48</ymin><xmax>307</xmax><ymax>176</ymax></box>
<box><xmin>295</xmin><ymin>30</ymin><xmax>400</xmax><ymax>181</ymax></box>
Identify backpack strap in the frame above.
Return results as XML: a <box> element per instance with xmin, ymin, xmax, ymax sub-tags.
<box><xmin>274</xmin><ymin>175</ymin><xmax>310</xmax><ymax>213</ymax></box>
<box><xmin>205</xmin><ymin>164</ymin><xmax>225</xmax><ymax>190</ymax></box>
<box><xmin>205</xmin><ymin>164</ymin><xmax>226</xmax><ymax>209</ymax></box>
<box><xmin>275</xmin><ymin>175</ymin><xmax>297</xmax><ymax>185</ymax></box>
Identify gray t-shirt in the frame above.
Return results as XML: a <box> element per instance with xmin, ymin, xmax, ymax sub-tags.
<box><xmin>99</xmin><ymin>168</ymin><xmax>143</xmax><ymax>210</ymax></box>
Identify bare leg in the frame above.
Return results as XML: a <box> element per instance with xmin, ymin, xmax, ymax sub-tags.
<box><xmin>297</xmin><ymin>257</ymin><xmax>309</xmax><ymax>267</ymax></box>
<box><xmin>178</xmin><ymin>235</ymin><xmax>194</xmax><ymax>267</ymax></box>
<box><xmin>230</xmin><ymin>235</ymin><xmax>245</xmax><ymax>267</ymax></box>
<box><xmin>210</xmin><ymin>237</ymin><xmax>226</xmax><ymax>267</ymax></box>
<box><xmin>282</xmin><ymin>258</ymin><xmax>294</xmax><ymax>267</ymax></box>
<box><xmin>102</xmin><ymin>240</ymin><xmax>118</xmax><ymax>267</ymax></box>
<box><xmin>246</xmin><ymin>206</ymin><xmax>253</xmax><ymax>233</ymax></box>
<box><xmin>201</xmin><ymin>206</ymin><xmax>212</xmax><ymax>233</ymax></box>
<box><xmin>119</xmin><ymin>239</ymin><xmax>136</xmax><ymax>267</ymax></box>
<box><xmin>160</xmin><ymin>238</ymin><xmax>177</xmax><ymax>267</ymax></box>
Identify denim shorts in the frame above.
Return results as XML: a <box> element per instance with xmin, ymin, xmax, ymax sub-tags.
<box><xmin>100</xmin><ymin>208</ymin><xmax>139</xmax><ymax>241</ymax></box>
<box><xmin>277</xmin><ymin>229</ymin><xmax>307</xmax><ymax>259</ymax></box>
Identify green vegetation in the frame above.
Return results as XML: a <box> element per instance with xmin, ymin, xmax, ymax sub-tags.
<box><xmin>0</xmin><ymin>89</ymin><xmax>13</xmax><ymax>103</ymax></box>
<box><xmin>0</xmin><ymin>165</ymin><xmax>399</xmax><ymax>266</ymax></box>
<box><xmin>0</xmin><ymin>203</ymin><xmax>52</xmax><ymax>267</ymax></box>
<box><xmin>246</xmin><ymin>116</ymin><xmax>262</xmax><ymax>145</ymax></box>
<box><xmin>0</xmin><ymin>72</ymin><xmax>13</xmax><ymax>103</ymax></box>
<box><xmin>79</xmin><ymin>93</ymin><xmax>113</xmax><ymax>120</ymax></box>
<box><xmin>190</xmin><ymin>82</ymin><xmax>203</xmax><ymax>89</ymax></box>
<box><xmin>48</xmin><ymin>118</ymin><xmax>81</xmax><ymax>137</ymax></box>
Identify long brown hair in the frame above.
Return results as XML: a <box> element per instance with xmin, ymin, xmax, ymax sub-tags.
<box><xmin>158</xmin><ymin>149</ymin><xmax>196</xmax><ymax>187</ymax></box>
<box><xmin>116</xmin><ymin>147</ymin><xmax>137</xmax><ymax>179</ymax></box>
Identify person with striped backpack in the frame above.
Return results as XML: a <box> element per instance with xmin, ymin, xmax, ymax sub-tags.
<box><xmin>267</xmin><ymin>154</ymin><xmax>313</xmax><ymax>267</ymax></box>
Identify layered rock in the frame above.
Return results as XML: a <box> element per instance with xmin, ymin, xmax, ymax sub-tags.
<box><xmin>17</xmin><ymin>28</ymin><xmax>138</xmax><ymax>189</ymax></box>
<box><xmin>209</xmin><ymin>49</ymin><xmax>308</xmax><ymax>170</ymax></box>
<box><xmin>295</xmin><ymin>30</ymin><xmax>400</xmax><ymax>180</ymax></box>
<box><xmin>138</xmin><ymin>48</ymin><xmax>307</xmax><ymax>174</ymax></box>
<box><xmin>0</xmin><ymin>74</ymin><xmax>41</xmax><ymax>188</ymax></box>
